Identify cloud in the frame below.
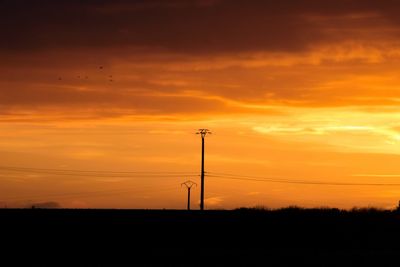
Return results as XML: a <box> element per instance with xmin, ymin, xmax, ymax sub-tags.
<box><xmin>2</xmin><ymin>0</ymin><xmax>400</xmax><ymax>54</ymax></box>
<box><xmin>2</xmin><ymin>0</ymin><xmax>400</xmax><ymax>120</ymax></box>
<box><xmin>204</xmin><ymin>196</ymin><xmax>223</xmax><ymax>206</ymax></box>
<box><xmin>247</xmin><ymin>191</ymin><xmax>261</xmax><ymax>196</ymax></box>
<box><xmin>253</xmin><ymin>125</ymin><xmax>374</xmax><ymax>136</ymax></box>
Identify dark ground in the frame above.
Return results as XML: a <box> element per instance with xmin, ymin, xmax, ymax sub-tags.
<box><xmin>2</xmin><ymin>208</ymin><xmax>400</xmax><ymax>266</ymax></box>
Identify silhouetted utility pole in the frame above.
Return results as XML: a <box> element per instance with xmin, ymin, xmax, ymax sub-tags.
<box><xmin>196</xmin><ymin>129</ymin><xmax>211</xmax><ymax>210</ymax></box>
<box><xmin>181</xmin><ymin>180</ymin><xmax>197</xmax><ymax>210</ymax></box>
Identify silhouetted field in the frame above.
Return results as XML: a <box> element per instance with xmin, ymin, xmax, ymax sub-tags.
<box><xmin>2</xmin><ymin>207</ymin><xmax>400</xmax><ymax>266</ymax></box>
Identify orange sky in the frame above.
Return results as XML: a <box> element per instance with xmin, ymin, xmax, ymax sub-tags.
<box><xmin>2</xmin><ymin>0</ymin><xmax>400</xmax><ymax>209</ymax></box>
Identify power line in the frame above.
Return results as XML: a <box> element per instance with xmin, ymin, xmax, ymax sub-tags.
<box><xmin>0</xmin><ymin>171</ymin><xmax>192</xmax><ymax>178</ymax></box>
<box><xmin>0</xmin><ymin>184</ymin><xmax>178</xmax><ymax>202</ymax></box>
<box><xmin>207</xmin><ymin>172</ymin><xmax>400</xmax><ymax>186</ymax></box>
<box><xmin>0</xmin><ymin>166</ymin><xmax>197</xmax><ymax>178</ymax></box>
<box><xmin>1</xmin><ymin>187</ymin><xmax>140</xmax><ymax>201</ymax></box>
<box><xmin>2</xmin><ymin>165</ymin><xmax>400</xmax><ymax>187</ymax></box>
<box><xmin>0</xmin><ymin>166</ymin><xmax>196</xmax><ymax>174</ymax></box>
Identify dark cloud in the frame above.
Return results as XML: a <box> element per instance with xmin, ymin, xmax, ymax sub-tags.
<box><xmin>1</xmin><ymin>0</ymin><xmax>400</xmax><ymax>118</ymax></box>
<box><xmin>1</xmin><ymin>0</ymin><xmax>400</xmax><ymax>54</ymax></box>
<box><xmin>0</xmin><ymin>82</ymin><xmax>245</xmax><ymax>117</ymax></box>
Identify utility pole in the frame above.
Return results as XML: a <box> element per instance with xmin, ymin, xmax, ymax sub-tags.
<box><xmin>181</xmin><ymin>180</ymin><xmax>197</xmax><ymax>210</ymax></box>
<box><xmin>196</xmin><ymin>129</ymin><xmax>211</xmax><ymax>210</ymax></box>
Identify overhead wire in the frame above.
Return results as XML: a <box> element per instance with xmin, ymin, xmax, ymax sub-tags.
<box><xmin>207</xmin><ymin>172</ymin><xmax>400</xmax><ymax>186</ymax></box>
<box><xmin>0</xmin><ymin>166</ymin><xmax>198</xmax><ymax>178</ymax></box>
<box><xmin>1</xmin><ymin>165</ymin><xmax>399</xmax><ymax>186</ymax></box>
<box><xmin>0</xmin><ymin>184</ymin><xmax>179</xmax><ymax>202</ymax></box>
<box><xmin>0</xmin><ymin>165</ymin><xmax>191</xmax><ymax>202</ymax></box>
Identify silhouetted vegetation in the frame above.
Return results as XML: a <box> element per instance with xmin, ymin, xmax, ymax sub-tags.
<box><xmin>2</xmin><ymin>207</ymin><xmax>400</xmax><ymax>266</ymax></box>
<box><xmin>236</xmin><ymin>205</ymin><xmax>391</xmax><ymax>214</ymax></box>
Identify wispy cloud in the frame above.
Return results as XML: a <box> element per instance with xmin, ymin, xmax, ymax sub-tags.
<box><xmin>204</xmin><ymin>196</ymin><xmax>224</xmax><ymax>206</ymax></box>
<box><xmin>352</xmin><ymin>174</ymin><xmax>400</xmax><ymax>178</ymax></box>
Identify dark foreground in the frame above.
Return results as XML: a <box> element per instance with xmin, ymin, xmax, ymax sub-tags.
<box><xmin>2</xmin><ymin>208</ymin><xmax>400</xmax><ymax>266</ymax></box>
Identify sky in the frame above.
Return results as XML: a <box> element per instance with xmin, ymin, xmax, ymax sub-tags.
<box><xmin>2</xmin><ymin>0</ymin><xmax>400</xmax><ymax>209</ymax></box>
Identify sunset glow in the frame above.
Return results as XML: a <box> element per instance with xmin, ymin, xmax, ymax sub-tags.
<box><xmin>2</xmin><ymin>0</ymin><xmax>400</xmax><ymax>209</ymax></box>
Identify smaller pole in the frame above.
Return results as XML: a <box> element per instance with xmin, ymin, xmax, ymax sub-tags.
<box><xmin>181</xmin><ymin>180</ymin><xmax>197</xmax><ymax>211</ymax></box>
<box><xmin>187</xmin><ymin>187</ymin><xmax>191</xmax><ymax>210</ymax></box>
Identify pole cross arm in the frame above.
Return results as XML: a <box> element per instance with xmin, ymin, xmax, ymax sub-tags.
<box><xmin>181</xmin><ymin>180</ymin><xmax>197</xmax><ymax>189</ymax></box>
<box><xmin>196</xmin><ymin>129</ymin><xmax>212</xmax><ymax>138</ymax></box>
